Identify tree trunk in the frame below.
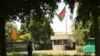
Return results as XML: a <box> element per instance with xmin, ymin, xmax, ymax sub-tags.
<box><xmin>95</xmin><ymin>39</ymin><xmax>100</xmax><ymax>56</ymax></box>
<box><xmin>93</xmin><ymin>15</ymin><xmax>100</xmax><ymax>56</ymax></box>
<box><xmin>0</xmin><ymin>19</ymin><xmax>6</xmax><ymax>56</ymax></box>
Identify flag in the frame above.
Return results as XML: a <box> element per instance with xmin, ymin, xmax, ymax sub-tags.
<box><xmin>58</xmin><ymin>6</ymin><xmax>66</xmax><ymax>21</ymax></box>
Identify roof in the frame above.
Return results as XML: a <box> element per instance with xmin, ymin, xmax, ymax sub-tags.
<box><xmin>51</xmin><ymin>34</ymin><xmax>68</xmax><ymax>40</ymax></box>
<box><xmin>51</xmin><ymin>33</ymin><xmax>76</xmax><ymax>42</ymax></box>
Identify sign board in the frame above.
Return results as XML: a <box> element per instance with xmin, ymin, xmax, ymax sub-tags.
<box><xmin>12</xmin><ymin>27</ymin><xmax>17</xmax><ymax>41</ymax></box>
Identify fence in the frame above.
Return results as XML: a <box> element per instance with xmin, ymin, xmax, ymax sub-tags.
<box><xmin>6</xmin><ymin>42</ymin><xmax>52</xmax><ymax>52</ymax></box>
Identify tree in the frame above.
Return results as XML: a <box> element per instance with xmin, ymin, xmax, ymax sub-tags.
<box><xmin>5</xmin><ymin>22</ymin><xmax>12</xmax><ymax>40</ymax></box>
<box><xmin>20</xmin><ymin>22</ymin><xmax>29</xmax><ymax>35</ymax></box>
<box><xmin>74</xmin><ymin>20</ymin><xmax>92</xmax><ymax>45</ymax></box>
<box><xmin>19</xmin><ymin>33</ymin><xmax>31</xmax><ymax>41</ymax></box>
<box><xmin>1</xmin><ymin>0</ymin><xmax>99</xmax><ymax>56</ymax></box>
<box><xmin>0</xmin><ymin>0</ymin><xmax>59</xmax><ymax>55</ymax></box>
<box><xmin>21</xmin><ymin>17</ymin><xmax>54</xmax><ymax>43</ymax></box>
<box><xmin>75</xmin><ymin>0</ymin><xmax>100</xmax><ymax>56</ymax></box>
<box><xmin>5</xmin><ymin>21</ymin><xmax>20</xmax><ymax>41</ymax></box>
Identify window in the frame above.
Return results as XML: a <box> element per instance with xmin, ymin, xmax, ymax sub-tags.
<box><xmin>54</xmin><ymin>40</ymin><xmax>62</xmax><ymax>45</ymax></box>
<box><xmin>63</xmin><ymin>40</ymin><xmax>67</xmax><ymax>44</ymax></box>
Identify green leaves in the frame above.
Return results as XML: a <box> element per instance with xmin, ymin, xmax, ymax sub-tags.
<box><xmin>5</xmin><ymin>22</ymin><xmax>12</xmax><ymax>40</ymax></box>
<box><xmin>19</xmin><ymin>33</ymin><xmax>31</xmax><ymax>40</ymax></box>
<box><xmin>19</xmin><ymin>17</ymin><xmax>54</xmax><ymax>43</ymax></box>
<box><xmin>29</xmin><ymin>18</ymin><xmax>54</xmax><ymax>43</ymax></box>
<box><xmin>74</xmin><ymin>21</ymin><xmax>92</xmax><ymax>44</ymax></box>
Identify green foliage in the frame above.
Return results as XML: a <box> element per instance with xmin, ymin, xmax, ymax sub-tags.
<box><xmin>74</xmin><ymin>20</ymin><xmax>92</xmax><ymax>44</ymax></box>
<box><xmin>29</xmin><ymin>17</ymin><xmax>54</xmax><ymax>43</ymax></box>
<box><xmin>20</xmin><ymin>22</ymin><xmax>29</xmax><ymax>34</ymax></box>
<box><xmin>5</xmin><ymin>22</ymin><xmax>12</xmax><ymax>40</ymax></box>
<box><xmin>19</xmin><ymin>17</ymin><xmax>54</xmax><ymax>43</ymax></box>
<box><xmin>7</xmin><ymin>52</ymin><xmax>94</xmax><ymax>56</ymax></box>
<box><xmin>76</xmin><ymin>0</ymin><xmax>100</xmax><ymax>55</ymax></box>
<box><xmin>83</xmin><ymin>53</ymin><xmax>92</xmax><ymax>56</ymax></box>
<box><xmin>19</xmin><ymin>33</ymin><xmax>31</xmax><ymax>40</ymax></box>
<box><xmin>1</xmin><ymin>0</ymin><xmax>77</xmax><ymax>22</ymax></box>
<box><xmin>7</xmin><ymin>52</ymin><xmax>27</xmax><ymax>56</ymax></box>
<box><xmin>75</xmin><ymin>45</ymin><xmax>83</xmax><ymax>52</ymax></box>
<box><xmin>2</xmin><ymin>0</ymin><xmax>100</xmax><ymax>56</ymax></box>
<box><xmin>5</xmin><ymin>22</ymin><xmax>19</xmax><ymax>41</ymax></box>
<box><xmin>64</xmin><ymin>0</ymin><xmax>76</xmax><ymax>14</ymax></box>
<box><xmin>1</xmin><ymin>0</ymin><xmax>59</xmax><ymax>21</ymax></box>
<box><xmin>2</xmin><ymin>0</ymin><xmax>100</xmax><ymax>55</ymax></box>
<box><xmin>7</xmin><ymin>53</ymin><xmax>71</xmax><ymax>56</ymax></box>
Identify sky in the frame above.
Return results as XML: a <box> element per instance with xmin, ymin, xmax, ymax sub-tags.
<box><xmin>13</xmin><ymin>17</ymin><xmax>21</xmax><ymax>30</ymax></box>
<box><xmin>15</xmin><ymin>1</ymin><xmax>77</xmax><ymax>33</ymax></box>
<box><xmin>50</xmin><ymin>1</ymin><xmax>77</xmax><ymax>34</ymax></box>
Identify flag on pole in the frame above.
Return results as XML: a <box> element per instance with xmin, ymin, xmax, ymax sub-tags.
<box><xmin>58</xmin><ymin>6</ymin><xmax>66</xmax><ymax>21</ymax></box>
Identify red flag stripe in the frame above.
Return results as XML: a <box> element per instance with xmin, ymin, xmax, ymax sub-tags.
<box><xmin>60</xmin><ymin>7</ymin><xmax>65</xmax><ymax>19</ymax></box>
<box><xmin>58</xmin><ymin>6</ymin><xmax>66</xmax><ymax>21</ymax></box>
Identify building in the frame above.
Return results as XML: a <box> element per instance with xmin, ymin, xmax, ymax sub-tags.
<box><xmin>51</xmin><ymin>32</ymin><xmax>75</xmax><ymax>50</ymax></box>
<box><xmin>50</xmin><ymin>0</ymin><xmax>77</xmax><ymax>50</ymax></box>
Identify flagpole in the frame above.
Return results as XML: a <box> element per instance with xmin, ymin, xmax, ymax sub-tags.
<box><xmin>65</xmin><ymin>16</ymin><xmax>67</xmax><ymax>34</ymax></box>
<box><xmin>65</xmin><ymin>5</ymin><xmax>67</xmax><ymax>34</ymax></box>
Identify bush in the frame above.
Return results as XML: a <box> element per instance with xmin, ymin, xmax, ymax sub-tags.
<box><xmin>83</xmin><ymin>53</ymin><xmax>91</xmax><ymax>56</ymax></box>
<box><xmin>75</xmin><ymin>45</ymin><xmax>83</xmax><ymax>52</ymax></box>
<box><xmin>8</xmin><ymin>52</ymin><xmax>93</xmax><ymax>56</ymax></box>
<box><xmin>33</xmin><ymin>53</ymin><xmax>72</xmax><ymax>56</ymax></box>
<box><xmin>7</xmin><ymin>52</ymin><xmax>27</xmax><ymax>56</ymax></box>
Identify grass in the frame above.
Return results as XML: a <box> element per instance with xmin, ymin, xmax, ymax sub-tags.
<box><xmin>7</xmin><ymin>52</ymin><xmax>93</xmax><ymax>56</ymax></box>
